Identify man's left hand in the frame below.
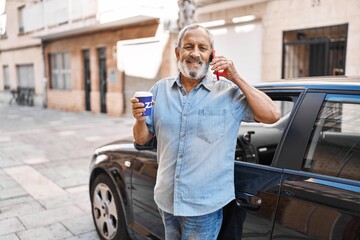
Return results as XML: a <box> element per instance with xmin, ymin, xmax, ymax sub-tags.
<box><xmin>210</xmin><ymin>56</ymin><xmax>240</xmax><ymax>82</ymax></box>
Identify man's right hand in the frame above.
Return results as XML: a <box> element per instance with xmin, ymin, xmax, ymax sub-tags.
<box><xmin>130</xmin><ymin>97</ymin><xmax>146</xmax><ymax>121</ymax></box>
<box><xmin>131</xmin><ymin>97</ymin><xmax>154</xmax><ymax>145</ymax></box>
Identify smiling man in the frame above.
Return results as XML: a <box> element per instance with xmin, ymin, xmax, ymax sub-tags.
<box><xmin>131</xmin><ymin>24</ymin><xmax>280</xmax><ymax>240</ymax></box>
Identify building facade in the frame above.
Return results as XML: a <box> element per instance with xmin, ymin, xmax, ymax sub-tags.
<box><xmin>196</xmin><ymin>0</ymin><xmax>360</xmax><ymax>82</ymax></box>
<box><xmin>1</xmin><ymin>0</ymin><xmax>359</xmax><ymax>116</ymax></box>
<box><xmin>0</xmin><ymin>0</ymin><xmax>176</xmax><ymax>116</ymax></box>
<box><xmin>43</xmin><ymin>19</ymin><xmax>162</xmax><ymax>116</ymax></box>
<box><xmin>0</xmin><ymin>0</ymin><xmax>43</xmax><ymax>106</ymax></box>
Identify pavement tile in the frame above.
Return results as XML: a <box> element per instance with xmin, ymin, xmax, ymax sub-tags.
<box><xmin>69</xmin><ymin>191</ymin><xmax>92</xmax><ymax>214</ymax></box>
<box><xmin>38</xmin><ymin>195</ymin><xmax>74</xmax><ymax>210</ymax></box>
<box><xmin>0</xmin><ymin>137</ymin><xmax>11</xmax><ymax>143</ymax></box>
<box><xmin>49</xmin><ymin>120</ymin><xmax>63</xmax><ymax>126</ymax></box>
<box><xmin>19</xmin><ymin>205</ymin><xmax>85</xmax><ymax>229</ymax></box>
<box><xmin>4</xmin><ymin>165</ymin><xmax>68</xmax><ymax>200</ymax></box>
<box><xmin>75</xmin><ymin>201</ymin><xmax>92</xmax><ymax>215</ymax></box>
<box><xmin>66</xmin><ymin>185</ymin><xmax>88</xmax><ymax>194</ymax></box>
<box><xmin>0</xmin><ymin>196</ymin><xmax>33</xmax><ymax>208</ymax></box>
<box><xmin>0</xmin><ymin>234</ymin><xmax>19</xmax><ymax>240</ymax></box>
<box><xmin>0</xmin><ymin>104</ymin><xmax>134</xmax><ymax>238</ymax></box>
<box><xmin>22</xmin><ymin>157</ymin><xmax>49</xmax><ymax>165</ymax></box>
<box><xmin>0</xmin><ymin>200</ymin><xmax>44</xmax><ymax>220</ymax></box>
<box><xmin>63</xmin><ymin>231</ymin><xmax>99</xmax><ymax>240</ymax></box>
<box><xmin>58</xmin><ymin>131</ymin><xmax>76</xmax><ymax>137</ymax></box>
<box><xmin>55</xmin><ymin>165</ymin><xmax>83</xmax><ymax>179</ymax></box>
<box><xmin>16</xmin><ymin>222</ymin><xmax>73</xmax><ymax>240</ymax></box>
<box><xmin>62</xmin><ymin>215</ymin><xmax>95</xmax><ymax>235</ymax></box>
<box><xmin>0</xmin><ymin>218</ymin><xmax>25</xmax><ymax>236</ymax></box>
<box><xmin>56</xmin><ymin>176</ymin><xmax>88</xmax><ymax>189</ymax></box>
<box><xmin>0</xmin><ymin>187</ymin><xmax>28</xmax><ymax>201</ymax></box>
<box><xmin>0</xmin><ymin>179</ymin><xmax>19</xmax><ymax>189</ymax></box>
<box><xmin>0</xmin><ymin>157</ymin><xmax>23</xmax><ymax>168</ymax></box>
<box><xmin>0</xmin><ymin>143</ymin><xmax>44</xmax><ymax>162</ymax></box>
<box><xmin>32</xmin><ymin>165</ymin><xmax>64</xmax><ymax>182</ymax></box>
<box><xmin>0</xmin><ymin>175</ymin><xmax>20</xmax><ymax>189</ymax></box>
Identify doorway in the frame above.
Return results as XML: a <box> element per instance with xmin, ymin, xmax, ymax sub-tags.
<box><xmin>83</xmin><ymin>49</ymin><xmax>91</xmax><ymax>111</ymax></box>
<box><xmin>281</xmin><ymin>24</ymin><xmax>347</xmax><ymax>79</ymax></box>
<box><xmin>98</xmin><ymin>47</ymin><xmax>107</xmax><ymax>113</ymax></box>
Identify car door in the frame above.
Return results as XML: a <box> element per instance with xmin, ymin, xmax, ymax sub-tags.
<box><xmin>272</xmin><ymin>93</ymin><xmax>360</xmax><ymax>239</ymax></box>
<box><xmin>131</xmin><ymin>149</ymin><xmax>164</xmax><ymax>239</ymax></box>
<box><xmin>221</xmin><ymin>91</ymin><xmax>302</xmax><ymax>240</ymax></box>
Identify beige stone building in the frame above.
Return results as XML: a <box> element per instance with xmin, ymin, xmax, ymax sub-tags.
<box><xmin>196</xmin><ymin>0</ymin><xmax>360</xmax><ymax>82</ymax></box>
<box><xmin>0</xmin><ymin>0</ymin><xmax>43</xmax><ymax>106</ymax></box>
<box><xmin>42</xmin><ymin>20</ymin><xmax>165</xmax><ymax>116</ymax></box>
<box><xmin>1</xmin><ymin>0</ymin><xmax>359</xmax><ymax>116</ymax></box>
<box><xmin>0</xmin><ymin>0</ymin><xmax>177</xmax><ymax>116</ymax></box>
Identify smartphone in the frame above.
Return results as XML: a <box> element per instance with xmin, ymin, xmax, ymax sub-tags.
<box><xmin>210</xmin><ymin>50</ymin><xmax>220</xmax><ymax>81</ymax></box>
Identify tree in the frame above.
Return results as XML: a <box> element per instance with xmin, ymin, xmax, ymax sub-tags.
<box><xmin>177</xmin><ymin>0</ymin><xmax>196</xmax><ymax>30</ymax></box>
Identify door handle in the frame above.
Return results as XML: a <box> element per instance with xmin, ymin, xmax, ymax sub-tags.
<box><xmin>235</xmin><ymin>192</ymin><xmax>263</xmax><ymax>212</ymax></box>
<box><xmin>125</xmin><ymin>161</ymin><xmax>131</xmax><ymax>168</ymax></box>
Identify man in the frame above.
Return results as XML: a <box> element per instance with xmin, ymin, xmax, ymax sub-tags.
<box><xmin>131</xmin><ymin>24</ymin><xmax>280</xmax><ymax>240</ymax></box>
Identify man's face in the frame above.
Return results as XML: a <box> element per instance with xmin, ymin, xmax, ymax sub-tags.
<box><xmin>176</xmin><ymin>28</ymin><xmax>212</xmax><ymax>80</ymax></box>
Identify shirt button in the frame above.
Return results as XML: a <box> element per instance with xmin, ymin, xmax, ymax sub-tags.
<box><xmin>176</xmin><ymin>175</ymin><xmax>180</xmax><ymax>180</ymax></box>
<box><xmin>180</xmin><ymin>132</ymin><xmax>185</xmax><ymax>137</ymax></box>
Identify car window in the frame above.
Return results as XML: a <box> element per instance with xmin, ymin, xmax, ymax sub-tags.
<box><xmin>236</xmin><ymin>95</ymin><xmax>297</xmax><ymax>165</ymax></box>
<box><xmin>302</xmin><ymin>94</ymin><xmax>360</xmax><ymax>181</ymax></box>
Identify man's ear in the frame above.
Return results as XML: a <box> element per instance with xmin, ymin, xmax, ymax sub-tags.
<box><xmin>175</xmin><ymin>47</ymin><xmax>180</xmax><ymax>60</ymax></box>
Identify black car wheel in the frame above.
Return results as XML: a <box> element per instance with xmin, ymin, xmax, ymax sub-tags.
<box><xmin>91</xmin><ymin>173</ymin><xmax>129</xmax><ymax>240</ymax></box>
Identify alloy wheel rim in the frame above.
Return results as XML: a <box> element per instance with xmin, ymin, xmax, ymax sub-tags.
<box><xmin>93</xmin><ymin>183</ymin><xmax>118</xmax><ymax>239</ymax></box>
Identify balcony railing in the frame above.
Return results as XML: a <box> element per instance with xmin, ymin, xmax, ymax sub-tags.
<box><xmin>19</xmin><ymin>0</ymin><xmax>97</xmax><ymax>33</ymax></box>
<box><xmin>19</xmin><ymin>0</ymin><xmax>166</xmax><ymax>34</ymax></box>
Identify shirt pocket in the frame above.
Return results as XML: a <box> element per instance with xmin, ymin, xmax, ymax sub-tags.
<box><xmin>197</xmin><ymin>109</ymin><xmax>227</xmax><ymax>144</ymax></box>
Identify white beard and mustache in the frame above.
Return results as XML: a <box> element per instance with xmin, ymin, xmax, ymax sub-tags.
<box><xmin>177</xmin><ymin>56</ymin><xmax>209</xmax><ymax>81</ymax></box>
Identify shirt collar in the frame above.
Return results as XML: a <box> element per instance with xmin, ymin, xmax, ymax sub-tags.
<box><xmin>171</xmin><ymin>71</ymin><xmax>216</xmax><ymax>92</ymax></box>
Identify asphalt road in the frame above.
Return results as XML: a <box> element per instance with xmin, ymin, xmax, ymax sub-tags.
<box><xmin>0</xmin><ymin>104</ymin><xmax>134</xmax><ymax>240</ymax></box>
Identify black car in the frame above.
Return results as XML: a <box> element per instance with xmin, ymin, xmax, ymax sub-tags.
<box><xmin>89</xmin><ymin>78</ymin><xmax>360</xmax><ymax>240</ymax></box>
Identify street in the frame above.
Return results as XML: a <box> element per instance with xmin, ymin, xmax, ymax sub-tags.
<box><xmin>0</xmin><ymin>103</ymin><xmax>134</xmax><ymax>240</ymax></box>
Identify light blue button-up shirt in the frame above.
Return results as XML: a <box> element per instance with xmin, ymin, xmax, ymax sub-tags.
<box><xmin>146</xmin><ymin>72</ymin><xmax>254</xmax><ymax>216</ymax></box>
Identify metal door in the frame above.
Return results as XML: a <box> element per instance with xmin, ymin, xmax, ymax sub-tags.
<box><xmin>98</xmin><ymin>47</ymin><xmax>107</xmax><ymax>113</ymax></box>
<box><xmin>83</xmin><ymin>49</ymin><xmax>91</xmax><ymax>111</ymax></box>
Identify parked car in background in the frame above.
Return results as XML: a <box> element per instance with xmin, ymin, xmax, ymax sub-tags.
<box><xmin>89</xmin><ymin>78</ymin><xmax>360</xmax><ymax>240</ymax></box>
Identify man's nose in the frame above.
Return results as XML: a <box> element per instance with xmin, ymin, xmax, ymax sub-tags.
<box><xmin>190</xmin><ymin>46</ymin><xmax>201</xmax><ymax>57</ymax></box>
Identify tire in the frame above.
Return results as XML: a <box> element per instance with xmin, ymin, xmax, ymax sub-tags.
<box><xmin>90</xmin><ymin>173</ymin><xmax>130</xmax><ymax>240</ymax></box>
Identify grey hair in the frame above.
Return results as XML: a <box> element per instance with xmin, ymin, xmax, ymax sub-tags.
<box><xmin>176</xmin><ymin>24</ymin><xmax>214</xmax><ymax>50</ymax></box>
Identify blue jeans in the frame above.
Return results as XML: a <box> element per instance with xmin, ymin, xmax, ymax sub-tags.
<box><xmin>159</xmin><ymin>208</ymin><xmax>223</xmax><ymax>240</ymax></box>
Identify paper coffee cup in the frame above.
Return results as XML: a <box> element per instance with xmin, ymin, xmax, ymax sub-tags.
<box><xmin>134</xmin><ymin>91</ymin><xmax>153</xmax><ymax>116</ymax></box>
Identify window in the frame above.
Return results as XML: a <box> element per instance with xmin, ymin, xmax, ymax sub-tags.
<box><xmin>235</xmin><ymin>95</ymin><xmax>297</xmax><ymax>165</ymax></box>
<box><xmin>0</xmin><ymin>13</ymin><xmax>6</xmax><ymax>37</ymax></box>
<box><xmin>49</xmin><ymin>52</ymin><xmax>71</xmax><ymax>90</ymax></box>
<box><xmin>18</xmin><ymin>6</ymin><xmax>24</xmax><ymax>33</ymax></box>
<box><xmin>282</xmin><ymin>24</ymin><xmax>347</xmax><ymax>79</ymax></box>
<box><xmin>3</xmin><ymin>65</ymin><xmax>10</xmax><ymax>90</ymax></box>
<box><xmin>303</xmin><ymin>95</ymin><xmax>360</xmax><ymax>181</ymax></box>
<box><xmin>16</xmin><ymin>64</ymin><xmax>34</xmax><ymax>88</ymax></box>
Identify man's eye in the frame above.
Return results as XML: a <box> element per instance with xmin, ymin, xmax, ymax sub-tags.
<box><xmin>200</xmin><ymin>47</ymin><xmax>208</xmax><ymax>51</ymax></box>
<box><xmin>184</xmin><ymin>46</ymin><xmax>193</xmax><ymax>50</ymax></box>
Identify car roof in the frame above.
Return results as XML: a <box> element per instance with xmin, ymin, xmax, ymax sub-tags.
<box><xmin>254</xmin><ymin>76</ymin><xmax>360</xmax><ymax>91</ymax></box>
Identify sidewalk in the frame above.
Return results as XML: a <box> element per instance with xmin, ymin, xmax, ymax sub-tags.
<box><xmin>0</xmin><ymin>104</ymin><xmax>134</xmax><ymax>240</ymax></box>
